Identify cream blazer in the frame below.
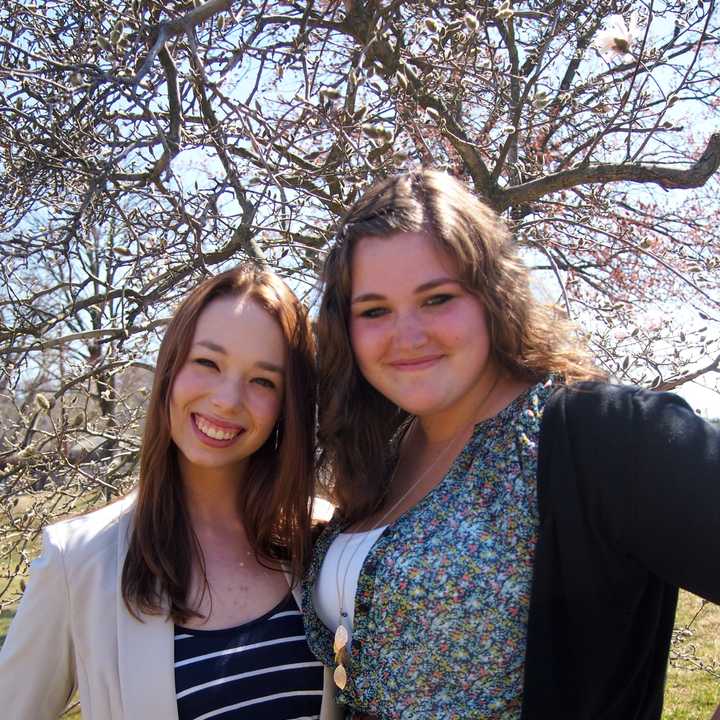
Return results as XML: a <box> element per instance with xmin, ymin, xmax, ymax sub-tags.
<box><xmin>0</xmin><ymin>494</ymin><xmax>340</xmax><ymax>720</ymax></box>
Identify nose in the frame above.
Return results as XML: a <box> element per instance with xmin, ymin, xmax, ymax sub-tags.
<box><xmin>210</xmin><ymin>378</ymin><xmax>245</xmax><ymax>415</ymax></box>
<box><xmin>394</xmin><ymin>309</ymin><xmax>428</xmax><ymax>350</ymax></box>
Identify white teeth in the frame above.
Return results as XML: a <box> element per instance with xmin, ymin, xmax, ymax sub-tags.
<box><xmin>195</xmin><ymin>416</ymin><xmax>240</xmax><ymax>441</ymax></box>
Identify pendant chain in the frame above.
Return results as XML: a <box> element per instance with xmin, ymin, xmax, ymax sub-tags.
<box><xmin>331</xmin><ymin>372</ymin><xmax>501</xmax><ymax>689</ymax></box>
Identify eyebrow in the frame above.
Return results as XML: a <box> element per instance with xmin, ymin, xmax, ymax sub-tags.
<box><xmin>256</xmin><ymin>360</ymin><xmax>285</xmax><ymax>375</ymax></box>
<box><xmin>193</xmin><ymin>342</ymin><xmax>284</xmax><ymax>374</ymax></box>
<box><xmin>351</xmin><ymin>277</ymin><xmax>460</xmax><ymax>304</ymax></box>
<box><xmin>195</xmin><ymin>340</ymin><xmax>226</xmax><ymax>353</ymax></box>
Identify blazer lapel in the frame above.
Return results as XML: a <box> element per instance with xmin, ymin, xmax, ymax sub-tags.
<box><xmin>116</xmin><ymin>506</ymin><xmax>179</xmax><ymax>720</ymax></box>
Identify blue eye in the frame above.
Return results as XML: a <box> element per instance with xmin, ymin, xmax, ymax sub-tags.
<box><xmin>360</xmin><ymin>307</ymin><xmax>389</xmax><ymax>319</ymax></box>
<box><xmin>425</xmin><ymin>294</ymin><xmax>453</xmax><ymax>307</ymax></box>
<box><xmin>194</xmin><ymin>358</ymin><xmax>218</xmax><ymax>369</ymax></box>
<box><xmin>252</xmin><ymin>377</ymin><xmax>277</xmax><ymax>389</ymax></box>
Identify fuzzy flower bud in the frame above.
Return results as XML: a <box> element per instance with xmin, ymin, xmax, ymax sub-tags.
<box><xmin>533</xmin><ymin>90</ymin><xmax>550</xmax><ymax>109</ymax></box>
<box><xmin>464</xmin><ymin>14</ymin><xmax>480</xmax><ymax>31</ymax></box>
<box><xmin>361</xmin><ymin>124</ymin><xmax>392</xmax><ymax>141</ymax></box>
<box><xmin>70</xmin><ymin>410</ymin><xmax>85</xmax><ymax>428</ymax></box>
<box><xmin>17</xmin><ymin>445</ymin><xmax>36</xmax><ymax>460</ymax></box>
<box><xmin>426</xmin><ymin>107</ymin><xmax>441</xmax><ymax>122</ymax></box>
<box><xmin>320</xmin><ymin>87</ymin><xmax>342</xmax><ymax>101</ymax></box>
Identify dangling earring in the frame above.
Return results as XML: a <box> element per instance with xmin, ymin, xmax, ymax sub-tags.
<box><xmin>273</xmin><ymin>422</ymin><xmax>281</xmax><ymax>451</ymax></box>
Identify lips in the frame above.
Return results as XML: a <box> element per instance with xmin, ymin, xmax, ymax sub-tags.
<box><xmin>191</xmin><ymin>413</ymin><xmax>244</xmax><ymax>444</ymax></box>
<box><xmin>388</xmin><ymin>354</ymin><xmax>444</xmax><ymax>371</ymax></box>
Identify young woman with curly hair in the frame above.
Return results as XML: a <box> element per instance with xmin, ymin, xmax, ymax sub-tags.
<box><xmin>303</xmin><ymin>170</ymin><xmax>720</xmax><ymax>720</ymax></box>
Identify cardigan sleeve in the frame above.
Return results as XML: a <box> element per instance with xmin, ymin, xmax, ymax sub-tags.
<box><xmin>561</xmin><ymin>382</ymin><xmax>720</xmax><ymax>603</ymax></box>
<box><xmin>0</xmin><ymin>526</ymin><xmax>77</xmax><ymax>719</ymax></box>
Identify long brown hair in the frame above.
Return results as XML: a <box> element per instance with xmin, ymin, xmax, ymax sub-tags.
<box><xmin>318</xmin><ymin>169</ymin><xmax>604</xmax><ymax>521</ymax></box>
<box><xmin>122</xmin><ymin>265</ymin><xmax>316</xmax><ymax>622</ymax></box>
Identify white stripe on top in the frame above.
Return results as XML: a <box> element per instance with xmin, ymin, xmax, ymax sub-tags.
<box><xmin>174</xmin><ymin>635</ymin><xmax>307</xmax><ymax>668</ymax></box>
<box><xmin>177</xmin><ymin>661</ymin><xmax>323</xmax><ymax>699</ymax></box>
<box><xmin>192</xmin><ymin>690</ymin><xmax>324</xmax><ymax>720</ymax></box>
<box><xmin>175</xmin><ymin>609</ymin><xmax>299</xmax><ymax>639</ymax></box>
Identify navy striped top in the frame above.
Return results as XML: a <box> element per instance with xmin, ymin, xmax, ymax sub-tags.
<box><xmin>174</xmin><ymin>593</ymin><xmax>323</xmax><ymax>720</ymax></box>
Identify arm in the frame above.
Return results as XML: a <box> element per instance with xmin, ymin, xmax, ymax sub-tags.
<box><xmin>563</xmin><ymin>383</ymin><xmax>720</xmax><ymax>602</ymax></box>
<box><xmin>622</xmin><ymin>388</ymin><xmax>720</xmax><ymax>601</ymax></box>
<box><xmin>0</xmin><ymin>527</ymin><xmax>76</xmax><ymax>719</ymax></box>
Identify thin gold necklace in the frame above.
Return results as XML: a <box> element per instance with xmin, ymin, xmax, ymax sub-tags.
<box><xmin>331</xmin><ymin>372</ymin><xmax>501</xmax><ymax>690</ymax></box>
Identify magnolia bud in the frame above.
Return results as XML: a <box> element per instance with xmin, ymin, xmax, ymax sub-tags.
<box><xmin>464</xmin><ymin>14</ymin><xmax>479</xmax><ymax>31</ymax></box>
<box><xmin>70</xmin><ymin>411</ymin><xmax>85</xmax><ymax>428</ymax></box>
<box><xmin>320</xmin><ymin>87</ymin><xmax>341</xmax><ymax>100</ymax></box>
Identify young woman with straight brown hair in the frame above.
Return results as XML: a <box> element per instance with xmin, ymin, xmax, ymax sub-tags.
<box><xmin>302</xmin><ymin>169</ymin><xmax>720</xmax><ymax>720</ymax></box>
<box><xmin>0</xmin><ymin>265</ymin><xmax>338</xmax><ymax>719</ymax></box>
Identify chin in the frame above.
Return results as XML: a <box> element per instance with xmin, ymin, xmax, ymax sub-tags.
<box><xmin>391</xmin><ymin>396</ymin><xmax>451</xmax><ymax>417</ymax></box>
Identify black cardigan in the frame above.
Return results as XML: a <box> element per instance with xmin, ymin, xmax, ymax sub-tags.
<box><xmin>522</xmin><ymin>382</ymin><xmax>720</xmax><ymax>720</ymax></box>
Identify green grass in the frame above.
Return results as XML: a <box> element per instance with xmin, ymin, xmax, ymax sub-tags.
<box><xmin>663</xmin><ymin>592</ymin><xmax>720</xmax><ymax>719</ymax></box>
<box><xmin>60</xmin><ymin>702</ymin><xmax>82</xmax><ymax>719</ymax></box>
<box><xmin>0</xmin><ymin>609</ymin><xmax>13</xmax><ymax>647</ymax></box>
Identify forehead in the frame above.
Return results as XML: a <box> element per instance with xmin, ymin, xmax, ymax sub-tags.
<box><xmin>193</xmin><ymin>295</ymin><xmax>286</xmax><ymax>360</ymax></box>
<box><xmin>351</xmin><ymin>232</ymin><xmax>457</xmax><ymax>291</ymax></box>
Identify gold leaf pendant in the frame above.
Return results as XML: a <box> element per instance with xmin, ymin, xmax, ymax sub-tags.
<box><xmin>333</xmin><ymin>663</ymin><xmax>348</xmax><ymax>690</ymax></box>
<box><xmin>333</xmin><ymin>623</ymin><xmax>350</xmax><ymax>689</ymax></box>
<box><xmin>334</xmin><ymin>624</ymin><xmax>349</xmax><ymax>653</ymax></box>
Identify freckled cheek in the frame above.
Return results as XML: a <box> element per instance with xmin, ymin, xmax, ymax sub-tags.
<box><xmin>247</xmin><ymin>389</ymin><xmax>284</xmax><ymax>428</ymax></box>
<box><xmin>350</xmin><ymin>320</ymin><xmax>389</xmax><ymax>365</ymax></box>
<box><xmin>438</xmin><ymin>308</ymin><xmax>484</xmax><ymax>348</ymax></box>
<box><xmin>440</xmin><ymin>326</ymin><xmax>466</xmax><ymax>346</ymax></box>
<box><xmin>170</xmin><ymin>368</ymin><xmax>206</xmax><ymax>410</ymax></box>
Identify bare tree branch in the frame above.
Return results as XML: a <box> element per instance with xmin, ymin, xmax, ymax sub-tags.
<box><xmin>497</xmin><ymin>133</ymin><xmax>720</xmax><ymax>211</ymax></box>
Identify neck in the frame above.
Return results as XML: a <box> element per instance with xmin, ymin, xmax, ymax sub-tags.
<box><xmin>416</xmin><ymin>369</ymin><xmax>529</xmax><ymax>444</ymax></box>
<box><xmin>417</xmin><ymin>367</ymin><xmax>504</xmax><ymax>445</ymax></box>
<box><xmin>180</xmin><ymin>461</ymin><xmax>247</xmax><ymax>531</ymax></box>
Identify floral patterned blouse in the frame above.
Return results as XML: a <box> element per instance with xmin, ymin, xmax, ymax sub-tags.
<box><xmin>302</xmin><ymin>378</ymin><xmax>554</xmax><ymax>719</ymax></box>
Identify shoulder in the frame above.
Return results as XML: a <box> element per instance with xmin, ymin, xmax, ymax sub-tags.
<box><xmin>546</xmin><ymin>380</ymin><xmax>694</xmax><ymax>426</ymax></box>
<box><xmin>542</xmin><ymin>381</ymin><xmax>715</xmax><ymax>469</ymax></box>
<box><xmin>43</xmin><ymin>491</ymin><xmax>136</xmax><ymax>566</ymax></box>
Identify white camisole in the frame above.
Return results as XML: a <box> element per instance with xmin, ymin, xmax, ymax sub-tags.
<box><xmin>313</xmin><ymin>526</ymin><xmax>387</xmax><ymax>641</ymax></box>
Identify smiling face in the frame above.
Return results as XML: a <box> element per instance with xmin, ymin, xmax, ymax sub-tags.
<box><xmin>169</xmin><ymin>294</ymin><xmax>286</xmax><ymax>484</ymax></box>
<box><xmin>350</xmin><ymin>231</ymin><xmax>500</xmax><ymax>429</ymax></box>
